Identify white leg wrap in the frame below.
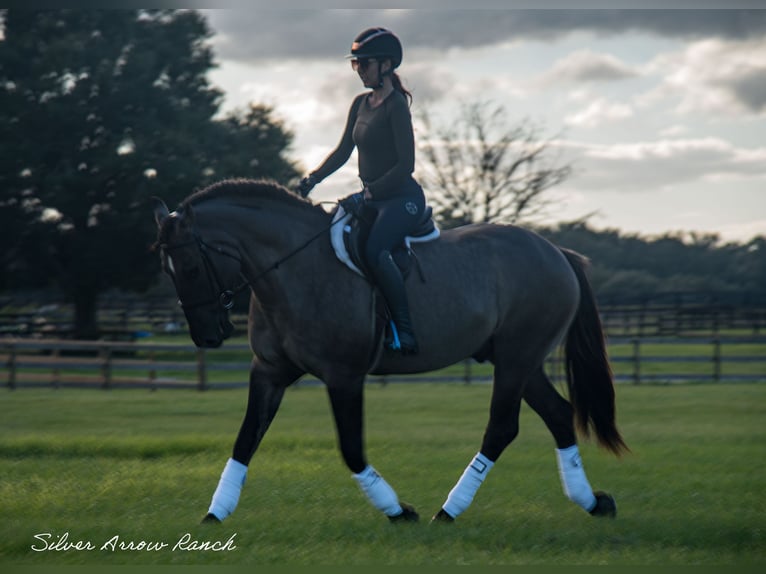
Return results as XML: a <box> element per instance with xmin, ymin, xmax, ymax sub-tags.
<box><xmin>352</xmin><ymin>465</ymin><xmax>403</xmax><ymax>517</ymax></box>
<box><xmin>208</xmin><ymin>458</ymin><xmax>248</xmax><ymax>521</ymax></box>
<box><xmin>556</xmin><ymin>445</ymin><xmax>597</xmax><ymax>512</ymax></box>
<box><xmin>442</xmin><ymin>452</ymin><xmax>494</xmax><ymax>519</ymax></box>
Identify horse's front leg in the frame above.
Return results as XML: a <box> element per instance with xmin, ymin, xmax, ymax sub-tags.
<box><xmin>203</xmin><ymin>357</ymin><xmax>302</xmax><ymax>523</ymax></box>
<box><xmin>326</xmin><ymin>376</ymin><xmax>419</xmax><ymax>523</ymax></box>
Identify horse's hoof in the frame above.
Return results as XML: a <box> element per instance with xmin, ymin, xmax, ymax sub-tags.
<box><xmin>389</xmin><ymin>502</ymin><xmax>419</xmax><ymax>523</ymax></box>
<box><xmin>430</xmin><ymin>508</ymin><xmax>455</xmax><ymax>524</ymax></box>
<box><xmin>201</xmin><ymin>513</ymin><xmax>222</xmax><ymax>524</ymax></box>
<box><xmin>589</xmin><ymin>491</ymin><xmax>617</xmax><ymax>518</ymax></box>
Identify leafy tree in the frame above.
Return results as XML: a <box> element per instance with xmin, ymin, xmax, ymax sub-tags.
<box><xmin>538</xmin><ymin>221</ymin><xmax>765</xmax><ymax>304</ymax></box>
<box><xmin>0</xmin><ymin>10</ymin><xmax>298</xmax><ymax>338</ymax></box>
<box><xmin>417</xmin><ymin>100</ymin><xmax>571</xmax><ymax>228</ymax></box>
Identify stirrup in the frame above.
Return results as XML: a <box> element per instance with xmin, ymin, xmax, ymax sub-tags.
<box><xmin>386</xmin><ymin>320</ymin><xmax>419</xmax><ymax>355</ymax></box>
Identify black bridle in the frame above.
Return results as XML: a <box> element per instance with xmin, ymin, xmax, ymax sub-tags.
<box><xmin>161</xmin><ymin>235</ymin><xmax>249</xmax><ymax>312</ymax></box>
<box><xmin>161</xmin><ymin>211</ymin><xmax>344</xmax><ymax>312</ymax></box>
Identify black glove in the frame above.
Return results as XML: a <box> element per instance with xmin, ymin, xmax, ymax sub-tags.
<box><xmin>339</xmin><ymin>190</ymin><xmax>367</xmax><ymax>217</ymax></box>
<box><xmin>296</xmin><ymin>174</ymin><xmax>317</xmax><ymax>197</ymax></box>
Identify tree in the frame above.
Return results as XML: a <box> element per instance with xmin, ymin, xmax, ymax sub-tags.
<box><xmin>416</xmin><ymin>100</ymin><xmax>572</xmax><ymax>228</ymax></box>
<box><xmin>0</xmin><ymin>10</ymin><xmax>298</xmax><ymax>338</ymax></box>
<box><xmin>538</xmin><ymin>221</ymin><xmax>766</xmax><ymax>303</ymax></box>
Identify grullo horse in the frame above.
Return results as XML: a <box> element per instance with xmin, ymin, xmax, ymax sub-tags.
<box><xmin>152</xmin><ymin>178</ymin><xmax>626</xmax><ymax>524</ymax></box>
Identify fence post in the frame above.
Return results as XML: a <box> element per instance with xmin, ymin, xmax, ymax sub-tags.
<box><xmin>7</xmin><ymin>342</ymin><xmax>16</xmax><ymax>390</ymax></box>
<box><xmin>712</xmin><ymin>338</ymin><xmax>721</xmax><ymax>383</ymax></box>
<box><xmin>632</xmin><ymin>338</ymin><xmax>641</xmax><ymax>385</ymax></box>
<box><xmin>197</xmin><ymin>348</ymin><xmax>207</xmax><ymax>391</ymax></box>
<box><xmin>101</xmin><ymin>344</ymin><xmax>112</xmax><ymax>389</ymax></box>
<box><xmin>52</xmin><ymin>347</ymin><xmax>60</xmax><ymax>389</ymax></box>
<box><xmin>148</xmin><ymin>349</ymin><xmax>157</xmax><ymax>391</ymax></box>
<box><xmin>464</xmin><ymin>359</ymin><xmax>472</xmax><ymax>384</ymax></box>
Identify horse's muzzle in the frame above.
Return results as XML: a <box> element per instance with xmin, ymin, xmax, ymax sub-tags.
<box><xmin>192</xmin><ymin>317</ymin><xmax>233</xmax><ymax>349</ymax></box>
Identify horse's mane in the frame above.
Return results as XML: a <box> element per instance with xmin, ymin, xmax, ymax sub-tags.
<box><xmin>155</xmin><ymin>178</ymin><xmax>326</xmax><ymax>249</ymax></box>
<box><xmin>181</xmin><ymin>178</ymin><xmax>323</xmax><ymax>215</ymax></box>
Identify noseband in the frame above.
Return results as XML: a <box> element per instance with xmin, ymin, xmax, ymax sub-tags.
<box><xmin>161</xmin><ymin>235</ymin><xmax>249</xmax><ymax>312</ymax></box>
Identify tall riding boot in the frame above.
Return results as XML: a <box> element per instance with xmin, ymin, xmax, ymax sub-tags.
<box><xmin>372</xmin><ymin>251</ymin><xmax>419</xmax><ymax>355</ymax></box>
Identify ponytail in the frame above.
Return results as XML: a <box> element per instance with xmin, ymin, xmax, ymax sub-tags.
<box><xmin>391</xmin><ymin>71</ymin><xmax>412</xmax><ymax>107</ymax></box>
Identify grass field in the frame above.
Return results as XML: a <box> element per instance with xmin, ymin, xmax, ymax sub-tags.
<box><xmin>1</xmin><ymin>382</ymin><xmax>764</xmax><ymax>566</ymax></box>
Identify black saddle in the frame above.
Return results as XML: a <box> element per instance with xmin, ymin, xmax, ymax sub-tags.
<box><xmin>341</xmin><ymin>205</ymin><xmax>439</xmax><ymax>281</ymax></box>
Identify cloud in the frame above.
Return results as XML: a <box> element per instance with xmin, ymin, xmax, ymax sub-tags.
<box><xmin>565</xmin><ymin>98</ymin><xmax>634</xmax><ymax>127</ymax></box>
<box><xmin>641</xmin><ymin>37</ymin><xmax>766</xmax><ymax>116</ymax></box>
<box><xmin>203</xmin><ymin>10</ymin><xmax>766</xmax><ymax>63</ymax></box>
<box><xmin>728</xmin><ymin>68</ymin><xmax>766</xmax><ymax>113</ymax></box>
<box><xmin>401</xmin><ymin>62</ymin><xmax>457</xmax><ymax>103</ymax></box>
<box><xmin>536</xmin><ymin>49</ymin><xmax>640</xmax><ymax>87</ymax></box>
<box><xmin>564</xmin><ymin>137</ymin><xmax>766</xmax><ymax>191</ymax></box>
<box><xmin>658</xmin><ymin>124</ymin><xmax>688</xmax><ymax>137</ymax></box>
<box><xmin>716</xmin><ymin>218</ymin><xmax>766</xmax><ymax>243</ymax></box>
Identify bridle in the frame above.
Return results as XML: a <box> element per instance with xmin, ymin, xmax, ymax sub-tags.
<box><xmin>161</xmin><ymin>235</ymin><xmax>249</xmax><ymax>312</ymax></box>
<box><xmin>161</xmin><ymin>210</ymin><xmax>345</xmax><ymax>312</ymax></box>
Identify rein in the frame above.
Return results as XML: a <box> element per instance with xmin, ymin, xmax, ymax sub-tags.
<box><xmin>162</xmin><ymin>205</ymin><xmax>344</xmax><ymax>311</ymax></box>
<box><xmin>246</xmin><ymin>212</ymin><xmax>343</xmax><ymax>284</ymax></box>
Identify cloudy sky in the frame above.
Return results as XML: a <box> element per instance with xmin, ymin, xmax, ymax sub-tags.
<box><xmin>201</xmin><ymin>8</ymin><xmax>766</xmax><ymax>243</ymax></box>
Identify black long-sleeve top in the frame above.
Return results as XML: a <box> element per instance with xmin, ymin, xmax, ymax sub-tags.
<box><xmin>310</xmin><ymin>90</ymin><xmax>415</xmax><ymax>200</ymax></box>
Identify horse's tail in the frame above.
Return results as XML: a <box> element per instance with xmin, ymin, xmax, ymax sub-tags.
<box><xmin>560</xmin><ymin>249</ymin><xmax>629</xmax><ymax>456</ymax></box>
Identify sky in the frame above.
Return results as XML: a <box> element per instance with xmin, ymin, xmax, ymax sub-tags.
<box><xmin>200</xmin><ymin>8</ymin><xmax>766</xmax><ymax>243</ymax></box>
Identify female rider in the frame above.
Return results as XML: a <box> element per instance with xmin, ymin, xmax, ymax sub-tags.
<box><xmin>297</xmin><ymin>27</ymin><xmax>425</xmax><ymax>355</ymax></box>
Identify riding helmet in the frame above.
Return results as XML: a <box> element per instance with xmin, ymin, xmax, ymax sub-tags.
<box><xmin>348</xmin><ymin>27</ymin><xmax>403</xmax><ymax>68</ymax></box>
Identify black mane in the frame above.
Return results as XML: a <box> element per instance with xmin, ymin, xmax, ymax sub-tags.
<box><xmin>181</xmin><ymin>178</ymin><xmax>322</xmax><ymax>214</ymax></box>
<box><xmin>155</xmin><ymin>178</ymin><xmax>325</xmax><ymax>249</ymax></box>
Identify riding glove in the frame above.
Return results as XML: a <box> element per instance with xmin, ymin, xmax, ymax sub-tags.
<box><xmin>297</xmin><ymin>174</ymin><xmax>317</xmax><ymax>197</ymax></box>
<box><xmin>339</xmin><ymin>191</ymin><xmax>367</xmax><ymax>216</ymax></box>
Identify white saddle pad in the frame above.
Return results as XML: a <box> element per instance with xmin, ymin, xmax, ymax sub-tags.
<box><xmin>330</xmin><ymin>206</ymin><xmax>440</xmax><ymax>277</ymax></box>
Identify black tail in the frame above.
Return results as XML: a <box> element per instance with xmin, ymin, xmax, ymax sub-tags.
<box><xmin>561</xmin><ymin>249</ymin><xmax>628</xmax><ymax>456</ymax></box>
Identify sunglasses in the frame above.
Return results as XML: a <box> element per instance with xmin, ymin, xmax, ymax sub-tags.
<box><xmin>350</xmin><ymin>57</ymin><xmax>377</xmax><ymax>72</ymax></box>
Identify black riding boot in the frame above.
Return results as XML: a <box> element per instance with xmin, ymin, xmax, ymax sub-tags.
<box><xmin>373</xmin><ymin>251</ymin><xmax>419</xmax><ymax>355</ymax></box>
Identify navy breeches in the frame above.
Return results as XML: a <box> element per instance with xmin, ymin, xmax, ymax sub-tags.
<box><xmin>363</xmin><ymin>179</ymin><xmax>426</xmax><ymax>269</ymax></box>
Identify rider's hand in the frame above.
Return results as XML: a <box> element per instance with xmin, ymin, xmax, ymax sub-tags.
<box><xmin>339</xmin><ymin>190</ymin><xmax>367</xmax><ymax>216</ymax></box>
<box><xmin>296</xmin><ymin>174</ymin><xmax>317</xmax><ymax>197</ymax></box>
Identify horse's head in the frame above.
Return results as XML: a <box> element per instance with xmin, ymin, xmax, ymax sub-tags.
<box><xmin>152</xmin><ymin>198</ymin><xmax>244</xmax><ymax>348</ymax></box>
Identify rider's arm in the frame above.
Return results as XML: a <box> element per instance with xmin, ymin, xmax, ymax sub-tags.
<box><xmin>310</xmin><ymin>94</ymin><xmax>365</xmax><ymax>183</ymax></box>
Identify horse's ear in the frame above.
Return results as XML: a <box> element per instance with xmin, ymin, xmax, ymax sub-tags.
<box><xmin>152</xmin><ymin>197</ymin><xmax>170</xmax><ymax>227</ymax></box>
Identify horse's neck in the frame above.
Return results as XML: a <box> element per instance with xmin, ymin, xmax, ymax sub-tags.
<box><xmin>220</xmin><ymin>200</ymin><xmax>331</xmax><ymax>294</ymax></box>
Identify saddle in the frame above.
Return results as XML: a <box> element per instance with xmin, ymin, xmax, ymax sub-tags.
<box><xmin>330</xmin><ymin>204</ymin><xmax>440</xmax><ymax>280</ymax></box>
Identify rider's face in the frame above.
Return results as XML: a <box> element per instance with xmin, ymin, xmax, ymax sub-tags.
<box><xmin>352</xmin><ymin>58</ymin><xmax>390</xmax><ymax>88</ymax></box>
<box><xmin>352</xmin><ymin>57</ymin><xmax>378</xmax><ymax>87</ymax></box>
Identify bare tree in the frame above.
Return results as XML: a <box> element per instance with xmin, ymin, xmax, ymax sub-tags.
<box><xmin>417</xmin><ymin>100</ymin><xmax>572</xmax><ymax>229</ymax></box>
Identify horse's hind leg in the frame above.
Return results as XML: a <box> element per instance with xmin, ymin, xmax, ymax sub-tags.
<box><xmin>326</xmin><ymin>375</ymin><xmax>418</xmax><ymax>522</ymax></box>
<box><xmin>203</xmin><ymin>358</ymin><xmax>301</xmax><ymax>523</ymax></box>
<box><xmin>523</xmin><ymin>367</ymin><xmax>616</xmax><ymax>517</ymax></box>
<box><xmin>433</xmin><ymin>358</ymin><xmax>530</xmax><ymax>522</ymax></box>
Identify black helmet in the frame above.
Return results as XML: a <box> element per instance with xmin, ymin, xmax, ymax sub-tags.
<box><xmin>348</xmin><ymin>27</ymin><xmax>403</xmax><ymax>69</ymax></box>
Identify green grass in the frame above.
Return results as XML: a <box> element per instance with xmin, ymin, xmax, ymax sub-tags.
<box><xmin>1</xmin><ymin>383</ymin><xmax>764</xmax><ymax>566</ymax></box>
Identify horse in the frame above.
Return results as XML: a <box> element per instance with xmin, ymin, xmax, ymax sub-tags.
<box><xmin>151</xmin><ymin>178</ymin><xmax>627</xmax><ymax>525</ymax></box>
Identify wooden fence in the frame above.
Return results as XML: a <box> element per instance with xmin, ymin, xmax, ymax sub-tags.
<box><xmin>2</xmin><ymin>292</ymin><xmax>766</xmax><ymax>341</ymax></box>
<box><xmin>2</xmin><ymin>336</ymin><xmax>764</xmax><ymax>390</ymax></box>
